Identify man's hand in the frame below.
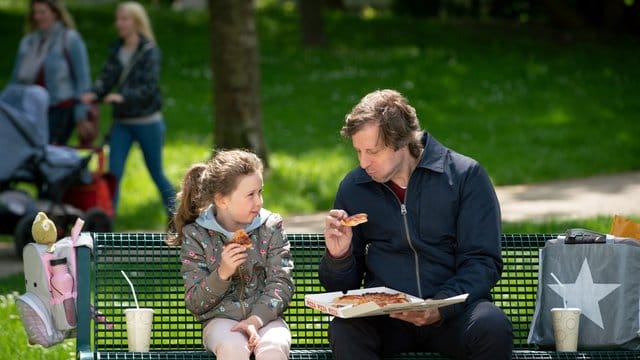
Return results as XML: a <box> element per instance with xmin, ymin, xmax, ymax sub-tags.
<box><xmin>324</xmin><ymin>209</ymin><xmax>353</xmax><ymax>258</ymax></box>
<box><xmin>217</xmin><ymin>243</ymin><xmax>248</xmax><ymax>280</ymax></box>
<box><xmin>389</xmin><ymin>308</ymin><xmax>442</xmax><ymax>327</ymax></box>
<box><xmin>231</xmin><ymin>315</ymin><xmax>263</xmax><ymax>351</ymax></box>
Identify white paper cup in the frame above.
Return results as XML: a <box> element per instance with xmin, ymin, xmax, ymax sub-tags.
<box><xmin>551</xmin><ymin>307</ymin><xmax>580</xmax><ymax>351</ymax></box>
<box><xmin>125</xmin><ymin>308</ymin><xmax>154</xmax><ymax>352</ymax></box>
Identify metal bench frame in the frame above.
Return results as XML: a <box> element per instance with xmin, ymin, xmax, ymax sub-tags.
<box><xmin>76</xmin><ymin>233</ymin><xmax>640</xmax><ymax>359</ymax></box>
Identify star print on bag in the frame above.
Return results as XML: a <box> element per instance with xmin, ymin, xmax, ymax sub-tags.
<box><xmin>528</xmin><ymin>235</ymin><xmax>640</xmax><ymax>350</ymax></box>
<box><xmin>547</xmin><ymin>258</ymin><xmax>620</xmax><ymax>329</ymax></box>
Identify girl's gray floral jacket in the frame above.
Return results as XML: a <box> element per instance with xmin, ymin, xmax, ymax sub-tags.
<box><xmin>180</xmin><ymin>207</ymin><xmax>294</xmax><ymax>326</ymax></box>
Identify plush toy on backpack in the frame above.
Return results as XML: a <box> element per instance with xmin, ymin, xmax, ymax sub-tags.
<box><xmin>15</xmin><ymin>213</ymin><xmax>80</xmax><ymax>347</ymax></box>
<box><xmin>31</xmin><ymin>212</ymin><xmax>57</xmax><ymax>252</ymax></box>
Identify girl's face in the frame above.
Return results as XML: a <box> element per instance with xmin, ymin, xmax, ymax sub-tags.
<box><xmin>115</xmin><ymin>8</ymin><xmax>136</xmax><ymax>38</ymax></box>
<box><xmin>215</xmin><ymin>172</ymin><xmax>264</xmax><ymax>232</ymax></box>
<box><xmin>32</xmin><ymin>2</ymin><xmax>57</xmax><ymax>31</ymax></box>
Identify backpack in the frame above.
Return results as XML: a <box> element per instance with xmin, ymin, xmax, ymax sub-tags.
<box><xmin>15</xmin><ymin>219</ymin><xmax>93</xmax><ymax>347</ymax></box>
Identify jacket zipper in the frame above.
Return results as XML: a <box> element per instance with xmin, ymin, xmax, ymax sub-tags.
<box><xmin>237</xmin><ymin>267</ymin><xmax>247</xmax><ymax>319</ymax></box>
<box><xmin>383</xmin><ymin>184</ymin><xmax>423</xmax><ymax>298</ymax></box>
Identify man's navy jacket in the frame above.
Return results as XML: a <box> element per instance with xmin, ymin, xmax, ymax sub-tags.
<box><xmin>319</xmin><ymin>133</ymin><xmax>503</xmax><ymax>321</ymax></box>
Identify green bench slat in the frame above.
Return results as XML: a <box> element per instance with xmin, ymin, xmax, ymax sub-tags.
<box><xmin>75</xmin><ymin>233</ymin><xmax>639</xmax><ymax>360</ymax></box>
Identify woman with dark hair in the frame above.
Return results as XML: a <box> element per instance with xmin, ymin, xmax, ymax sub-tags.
<box><xmin>10</xmin><ymin>0</ymin><xmax>94</xmax><ymax>145</ymax></box>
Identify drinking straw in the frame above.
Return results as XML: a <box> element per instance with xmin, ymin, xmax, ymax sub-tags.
<box><xmin>550</xmin><ymin>272</ymin><xmax>567</xmax><ymax>308</ymax></box>
<box><xmin>121</xmin><ymin>270</ymin><xmax>140</xmax><ymax>309</ymax></box>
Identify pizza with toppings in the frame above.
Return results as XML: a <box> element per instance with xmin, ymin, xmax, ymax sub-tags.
<box><xmin>340</xmin><ymin>213</ymin><xmax>368</xmax><ymax>227</ymax></box>
<box><xmin>228</xmin><ymin>229</ymin><xmax>252</xmax><ymax>248</ymax></box>
<box><xmin>332</xmin><ymin>292</ymin><xmax>408</xmax><ymax>307</ymax></box>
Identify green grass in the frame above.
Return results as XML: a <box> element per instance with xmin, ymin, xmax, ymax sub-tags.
<box><xmin>0</xmin><ymin>274</ymin><xmax>74</xmax><ymax>359</ymax></box>
<box><xmin>502</xmin><ymin>216</ymin><xmax>617</xmax><ymax>234</ymax></box>
<box><xmin>1</xmin><ymin>3</ymin><xmax>639</xmax><ymax>230</ymax></box>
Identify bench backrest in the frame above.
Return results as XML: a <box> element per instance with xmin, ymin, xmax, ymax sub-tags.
<box><xmin>76</xmin><ymin>233</ymin><xmax>554</xmax><ymax>352</ymax></box>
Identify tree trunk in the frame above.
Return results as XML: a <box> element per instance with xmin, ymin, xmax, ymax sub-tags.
<box><xmin>540</xmin><ymin>0</ymin><xmax>585</xmax><ymax>28</ymax></box>
<box><xmin>297</xmin><ymin>0</ymin><xmax>327</xmax><ymax>48</ymax></box>
<box><xmin>208</xmin><ymin>0</ymin><xmax>268</xmax><ymax>166</ymax></box>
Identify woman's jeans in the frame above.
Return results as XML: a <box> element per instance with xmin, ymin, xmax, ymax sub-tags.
<box><xmin>109</xmin><ymin>120</ymin><xmax>175</xmax><ymax>218</ymax></box>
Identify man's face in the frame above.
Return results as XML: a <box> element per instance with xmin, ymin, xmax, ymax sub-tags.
<box><xmin>351</xmin><ymin>122</ymin><xmax>404</xmax><ymax>184</ymax></box>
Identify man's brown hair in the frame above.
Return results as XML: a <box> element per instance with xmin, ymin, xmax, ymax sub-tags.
<box><xmin>341</xmin><ymin>89</ymin><xmax>423</xmax><ymax>158</ymax></box>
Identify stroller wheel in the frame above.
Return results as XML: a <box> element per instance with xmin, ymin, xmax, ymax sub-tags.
<box><xmin>14</xmin><ymin>212</ymin><xmax>37</xmax><ymax>258</ymax></box>
<box><xmin>84</xmin><ymin>208</ymin><xmax>113</xmax><ymax>233</ymax></box>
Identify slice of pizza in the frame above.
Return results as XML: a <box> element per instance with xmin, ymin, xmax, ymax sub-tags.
<box><xmin>332</xmin><ymin>292</ymin><xmax>408</xmax><ymax>307</ymax></box>
<box><xmin>228</xmin><ymin>229</ymin><xmax>253</xmax><ymax>248</ymax></box>
<box><xmin>340</xmin><ymin>213</ymin><xmax>368</xmax><ymax>227</ymax></box>
<box><xmin>332</xmin><ymin>294</ymin><xmax>371</xmax><ymax>306</ymax></box>
<box><xmin>367</xmin><ymin>292</ymin><xmax>409</xmax><ymax>307</ymax></box>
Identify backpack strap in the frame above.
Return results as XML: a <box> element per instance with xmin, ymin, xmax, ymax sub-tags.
<box><xmin>62</xmin><ymin>29</ymin><xmax>75</xmax><ymax>84</ymax></box>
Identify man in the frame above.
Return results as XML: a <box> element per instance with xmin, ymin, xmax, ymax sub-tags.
<box><xmin>319</xmin><ymin>89</ymin><xmax>513</xmax><ymax>359</ymax></box>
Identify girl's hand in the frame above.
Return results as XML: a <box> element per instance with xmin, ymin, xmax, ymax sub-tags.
<box><xmin>217</xmin><ymin>243</ymin><xmax>248</xmax><ymax>280</ymax></box>
<box><xmin>231</xmin><ymin>315</ymin><xmax>263</xmax><ymax>351</ymax></box>
<box><xmin>104</xmin><ymin>93</ymin><xmax>124</xmax><ymax>104</ymax></box>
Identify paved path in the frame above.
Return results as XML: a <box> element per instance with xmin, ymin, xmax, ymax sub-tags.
<box><xmin>285</xmin><ymin>171</ymin><xmax>640</xmax><ymax>233</ymax></box>
<box><xmin>2</xmin><ymin>171</ymin><xmax>639</xmax><ymax>279</ymax></box>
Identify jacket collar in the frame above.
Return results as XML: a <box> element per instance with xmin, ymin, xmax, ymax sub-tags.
<box><xmin>417</xmin><ymin>132</ymin><xmax>446</xmax><ymax>173</ymax></box>
<box><xmin>195</xmin><ymin>205</ymin><xmax>272</xmax><ymax>239</ymax></box>
<box><xmin>353</xmin><ymin>132</ymin><xmax>447</xmax><ymax>184</ymax></box>
<box><xmin>112</xmin><ymin>34</ymin><xmax>154</xmax><ymax>56</ymax></box>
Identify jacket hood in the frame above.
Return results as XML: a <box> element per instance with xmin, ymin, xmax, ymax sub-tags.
<box><xmin>195</xmin><ymin>205</ymin><xmax>272</xmax><ymax>239</ymax></box>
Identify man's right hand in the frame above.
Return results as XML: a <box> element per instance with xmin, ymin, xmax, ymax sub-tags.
<box><xmin>324</xmin><ymin>209</ymin><xmax>353</xmax><ymax>258</ymax></box>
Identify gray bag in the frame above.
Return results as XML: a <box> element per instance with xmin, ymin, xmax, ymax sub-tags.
<box><xmin>528</xmin><ymin>229</ymin><xmax>640</xmax><ymax>350</ymax></box>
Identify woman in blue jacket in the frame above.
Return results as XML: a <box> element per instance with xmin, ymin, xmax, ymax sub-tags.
<box><xmin>10</xmin><ymin>0</ymin><xmax>93</xmax><ymax>145</ymax></box>
<box><xmin>81</xmin><ymin>1</ymin><xmax>175</xmax><ymax>221</ymax></box>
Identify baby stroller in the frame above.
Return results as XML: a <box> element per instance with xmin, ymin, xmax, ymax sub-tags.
<box><xmin>0</xmin><ymin>84</ymin><xmax>114</xmax><ymax>257</ymax></box>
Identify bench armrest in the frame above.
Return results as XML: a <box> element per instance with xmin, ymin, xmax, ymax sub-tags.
<box><xmin>76</xmin><ymin>245</ymin><xmax>92</xmax><ymax>358</ymax></box>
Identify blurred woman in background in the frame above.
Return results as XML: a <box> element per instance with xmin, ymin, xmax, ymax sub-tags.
<box><xmin>10</xmin><ymin>0</ymin><xmax>94</xmax><ymax>145</ymax></box>
<box><xmin>82</xmin><ymin>1</ymin><xmax>175</xmax><ymax>223</ymax></box>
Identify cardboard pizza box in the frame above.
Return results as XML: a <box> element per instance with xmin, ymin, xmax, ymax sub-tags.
<box><xmin>304</xmin><ymin>286</ymin><xmax>469</xmax><ymax>318</ymax></box>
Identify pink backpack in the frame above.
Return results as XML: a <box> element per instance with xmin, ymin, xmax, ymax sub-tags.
<box><xmin>15</xmin><ymin>219</ymin><xmax>93</xmax><ymax>347</ymax></box>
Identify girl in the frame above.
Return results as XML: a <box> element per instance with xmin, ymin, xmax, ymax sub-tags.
<box><xmin>81</xmin><ymin>1</ymin><xmax>174</xmax><ymax>220</ymax></box>
<box><xmin>166</xmin><ymin>149</ymin><xmax>294</xmax><ymax>360</ymax></box>
<box><xmin>11</xmin><ymin>0</ymin><xmax>93</xmax><ymax>145</ymax></box>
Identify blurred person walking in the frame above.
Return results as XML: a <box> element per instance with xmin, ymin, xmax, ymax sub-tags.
<box><xmin>81</xmin><ymin>1</ymin><xmax>175</xmax><ymax>222</ymax></box>
<box><xmin>10</xmin><ymin>0</ymin><xmax>94</xmax><ymax>145</ymax></box>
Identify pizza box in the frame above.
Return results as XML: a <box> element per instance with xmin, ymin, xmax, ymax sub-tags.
<box><xmin>304</xmin><ymin>286</ymin><xmax>469</xmax><ymax>318</ymax></box>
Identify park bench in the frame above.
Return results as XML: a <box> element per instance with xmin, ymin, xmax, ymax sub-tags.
<box><xmin>76</xmin><ymin>232</ymin><xmax>640</xmax><ymax>359</ymax></box>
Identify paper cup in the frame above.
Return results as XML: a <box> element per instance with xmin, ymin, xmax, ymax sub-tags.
<box><xmin>125</xmin><ymin>308</ymin><xmax>154</xmax><ymax>352</ymax></box>
<box><xmin>551</xmin><ymin>307</ymin><xmax>580</xmax><ymax>352</ymax></box>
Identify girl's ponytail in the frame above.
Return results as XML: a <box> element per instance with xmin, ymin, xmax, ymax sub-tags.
<box><xmin>165</xmin><ymin>163</ymin><xmax>207</xmax><ymax>246</ymax></box>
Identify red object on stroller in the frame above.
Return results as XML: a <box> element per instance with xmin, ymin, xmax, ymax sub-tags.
<box><xmin>61</xmin><ymin>147</ymin><xmax>116</xmax><ymax>218</ymax></box>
